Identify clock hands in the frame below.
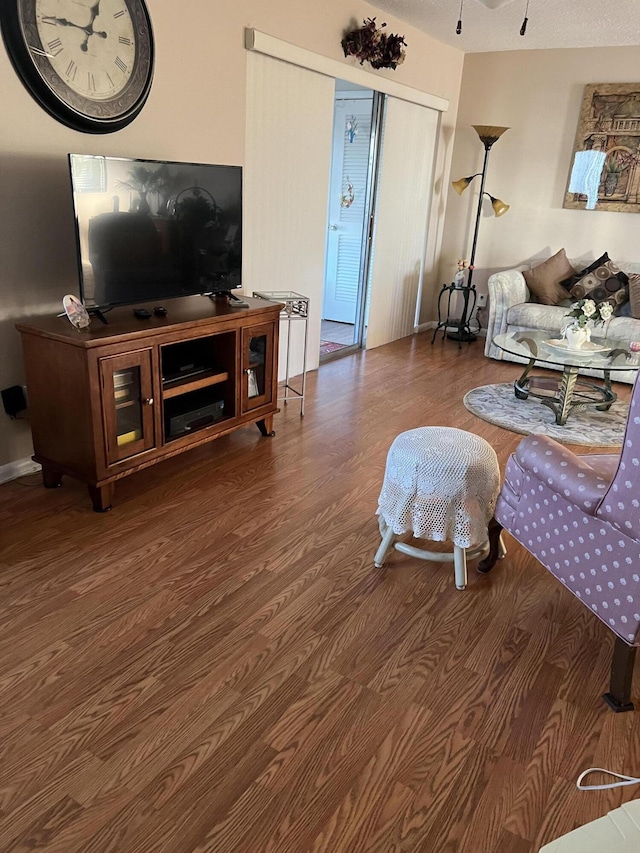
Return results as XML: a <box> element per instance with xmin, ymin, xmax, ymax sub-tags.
<box><xmin>42</xmin><ymin>17</ymin><xmax>107</xmax><ymax>35</ymax></box>
<box><xmin>42</xmin><ymin>1</ymin><xmax>105</xmax><ymax>52</ymax></box>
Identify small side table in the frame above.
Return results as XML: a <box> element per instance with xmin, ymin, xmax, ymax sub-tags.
<box><xmin>252</xmin><ymin>291</ymin><xmax>309</xmax><ymax>417</ymax></box>
<box><xmin>431</xmin><ymin>282</ymin><xmax>478</xmax><ymax>348</ymax></box>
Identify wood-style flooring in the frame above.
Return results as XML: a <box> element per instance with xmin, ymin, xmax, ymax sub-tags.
<box><xmin>1</xmin><ymin>334</ymin><xmax>638</xmax><ymax>852</ymax></box>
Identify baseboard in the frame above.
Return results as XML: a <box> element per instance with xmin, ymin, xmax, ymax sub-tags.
<box><xmin>0</xmin><ymin>457</ymin><xmax>41</xmax><ymax>485</ymax></box>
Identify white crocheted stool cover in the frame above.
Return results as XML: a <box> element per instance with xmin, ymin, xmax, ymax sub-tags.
<box><xmin>375</xmin><ymin>427</ymin><xmax>501</xmax><ymax>589</ymax></box>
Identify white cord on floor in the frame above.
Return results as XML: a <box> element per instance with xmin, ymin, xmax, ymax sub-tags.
<box><xmin>577</xmin><ymin>768</ymin><xmax>640</xmax><ymax>790</ymax></box>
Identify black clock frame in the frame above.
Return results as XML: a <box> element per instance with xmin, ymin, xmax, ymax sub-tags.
<box><xmin>0</xmin><ymin>0</ymin><xmax>154</xmax><ymax>134</ymax></box>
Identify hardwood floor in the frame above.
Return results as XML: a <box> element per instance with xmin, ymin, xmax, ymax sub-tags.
<box><xmin>0</xmin><ymin>333</ymin><xmax>637</xmax><ymax>852</ymax></box>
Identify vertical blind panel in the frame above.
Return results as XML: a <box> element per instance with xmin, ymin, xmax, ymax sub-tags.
<box><xmin>367</xmin><ymin>98</ymin><xmax>439</xmax><ymax>350</ymax></box>
<box><xmin>245</xmin><ymin>52</ymin><xmax>334</xmax><ymax>377</ymax></box>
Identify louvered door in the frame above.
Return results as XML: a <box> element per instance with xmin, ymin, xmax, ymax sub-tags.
<box><xmin>323</xmin><ymin>94</ymin><xmax>374</xmax><ymax>324</ymax></box>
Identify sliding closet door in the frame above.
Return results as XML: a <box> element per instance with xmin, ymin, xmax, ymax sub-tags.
<box><xmin>245</xmin><ymin>52</ymin><xmax>334</xmax><ymax>375</ymax></box>
<box><xmin>366</xmin><ymin>98</ymin><xmax>439</xmax><ymax>350</ymax></box>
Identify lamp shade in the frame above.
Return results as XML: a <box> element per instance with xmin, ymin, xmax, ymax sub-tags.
<box><xmin>452</xmin><ymin>176</ymin><xmax>473</xmax><ymax>195</ymax></box>
<box><xmin>489</xmin><ymin>195</ymin><xmax>509</xmax><ymax>217</ymax></box>
<box><xmin>472</xmin><ymin>125</ymin><xmax>509</xmax><ymax>148</ymax></box>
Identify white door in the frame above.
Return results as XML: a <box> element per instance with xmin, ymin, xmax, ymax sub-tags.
<box><xmin>245</xmin><ymin>52</ymin><xmax>334</xmax><ymax>378</ymax></box>
<box><xmin>366</xmin><ymin>97</ymin><xmax>440</xmax><ymax>350</ymax></box>
<box><xmin>322</xmin><ymin>93</ymin><xmax>374</xmax><ymax>324</ymax></box>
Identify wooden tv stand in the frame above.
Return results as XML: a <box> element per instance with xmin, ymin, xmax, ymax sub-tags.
<box><xmin>16</xmin><ymin>295</ymin><xmax>281</xmax><ymax>511</ymax></box>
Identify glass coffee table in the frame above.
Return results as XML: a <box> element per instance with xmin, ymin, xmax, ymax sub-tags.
<box><xmin>492</xmin><ymin>330</ymin><xmax>640</xmax><ymax>425</ymax></box>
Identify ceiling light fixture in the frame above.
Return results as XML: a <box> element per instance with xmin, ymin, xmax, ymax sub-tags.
<box><xmin>520</xmin><ymin>0</ymin><xmax>530</xmax><ymax>35</ymax></box>
<box><xmin>456</xmin><ymin>0</ymin><xmax>531</xmax><ymax>37</ymax></box>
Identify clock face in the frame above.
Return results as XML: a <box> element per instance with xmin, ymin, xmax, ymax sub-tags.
<box><xmin>1</xmin><ymin>0</ymin><xmax>154</xmax><ymax>132</ymax></box>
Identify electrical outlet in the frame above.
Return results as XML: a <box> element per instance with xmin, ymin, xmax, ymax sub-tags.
<box><xmin>477</xmin><ymin>293</ymin><xmax>487</xmax><ymax>307</ymax></box>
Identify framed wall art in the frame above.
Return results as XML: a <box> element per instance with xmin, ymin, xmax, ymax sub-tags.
<box><xmin>564</xmin><ymin>83</ymin><xmax>640</xmax><ymax>213</ymax></box>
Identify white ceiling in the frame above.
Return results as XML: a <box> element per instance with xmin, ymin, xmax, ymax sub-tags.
<box><xmin>366</xmin><ymin>0</ymin><xmax>640</xmax><ymax>53</ymax></box>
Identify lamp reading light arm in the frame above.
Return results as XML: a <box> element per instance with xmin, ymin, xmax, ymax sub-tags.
<box><xmin>452</xmin><ymin>172</ymin><xmax>482</xmax><ymax>195</ymax></box>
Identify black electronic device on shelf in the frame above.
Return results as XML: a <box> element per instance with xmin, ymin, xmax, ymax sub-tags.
<box><xmin>68</xmin><ymin>154</ymin><xmax>242</xmax><ymax>312</ymax></box>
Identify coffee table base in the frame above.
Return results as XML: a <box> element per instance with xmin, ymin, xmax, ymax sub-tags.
<box><xmin>514</xmin><ymin>360</ymin><xmax>616</xmax><ymax>426</ymax></box>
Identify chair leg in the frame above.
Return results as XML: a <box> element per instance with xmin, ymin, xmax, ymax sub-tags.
<box><xmin>477</xmin><ymin>517</ymin><xmax>504</xmax><ymax>574</ymax></box>
<box><xmin>602</xmin><ymin>636</ymin><xmax>636</xmax><ymax>712</ymax></box>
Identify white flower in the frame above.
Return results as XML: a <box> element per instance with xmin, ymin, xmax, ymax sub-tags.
<box><xmin>599</xmin><ymin>302</ymin><xmax>614</xmax><ymax>320</ymax></box>
<box><xmin>582</xmin><ymin>299</ymin><xmax>596</xmax><ymax>317</ymax></box>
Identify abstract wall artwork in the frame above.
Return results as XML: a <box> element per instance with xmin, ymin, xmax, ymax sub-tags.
<box><xmin>564</xmin><ymin>83</ymin><xmax>640</xmax><ymax>213</ymax></box>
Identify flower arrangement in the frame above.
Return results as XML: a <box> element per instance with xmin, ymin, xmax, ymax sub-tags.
<box><xmin>454</xmin><ymin>258</ymin><xmax>468</xmax><ymax>285</ymax></box>
<box><xmin>564</xmin><ymin>298</ymin><xmax>614</xmax><ymax>328</ymax></box>
<box><xmin>341</xmin><ymin>18</ymin><xmax>407</xmax><ymax>71</ymax></box>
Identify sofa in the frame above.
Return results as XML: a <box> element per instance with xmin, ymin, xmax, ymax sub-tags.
<box><xmin>485</xmin><ymin>251</ymin><xmax>640</xmax><ymax>384</ymax></box>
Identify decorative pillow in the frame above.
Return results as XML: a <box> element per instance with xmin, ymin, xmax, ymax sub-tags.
<box><xmin>618</xmin><ymin>300</ymin><xmax>632</xmax><ymax>317</ymax></box>
<box><xmin>628</xmin><ymin>273</ymin><xmax>640</xmax><ymax>319</ymax></box>
<box><xmin>523</xmin><ymin>248</ymin><xmax>575</xmax><ymax>306</ymax></box>
<box><xmin>561</xmin><ymin>252</ymin><xmax>629</xmax><ymax>309</ymax></box>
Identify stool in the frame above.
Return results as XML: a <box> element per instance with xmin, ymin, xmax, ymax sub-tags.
<box><xmin>375</xmin><ymin>427</ymin><xmax>503</xmax><ymax>589</ymax></box>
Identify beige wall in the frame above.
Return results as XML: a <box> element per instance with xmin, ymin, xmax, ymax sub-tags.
<box><xmin>436</xmin><ymin>46</ymin><xmax>640</xmax><ymax>314</ymax></box>
<box><xmin>0</xmin><ymin>0</ymin><xmax>464</xmax><ymax>470</ymax></box>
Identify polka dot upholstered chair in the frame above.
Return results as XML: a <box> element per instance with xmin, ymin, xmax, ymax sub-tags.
<box><xmin>480</xmin><ymin>375</ymin><xmax>640</xmax><ymax>712</ymax></box>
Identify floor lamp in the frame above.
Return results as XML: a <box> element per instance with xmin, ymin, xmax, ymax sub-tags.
<box><xmin>450</xmin><ymin>125</ymin><xmax>510</xmax><ymax>341</ymax></box>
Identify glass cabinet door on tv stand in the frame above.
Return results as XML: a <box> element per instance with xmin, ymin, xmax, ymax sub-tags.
<box><xmin>242</xmin><ymin>322</ymin><xmax>275</xmax><ymax>418</ymax></box>
<box><xmin>99</xmin><ymin>350</ymin><xmax>156</xmax><ymax>465</ymax></box>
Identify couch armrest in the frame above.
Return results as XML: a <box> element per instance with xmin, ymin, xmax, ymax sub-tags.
<box><xmin>484</xmin><ymin>267</ymin><xmax>530</xmax><ymax>359</ymax></box>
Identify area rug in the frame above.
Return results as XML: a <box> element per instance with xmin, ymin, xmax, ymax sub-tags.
<box><xmin>320</xmin><ymin>340</ymin><xmax>348</xmax><ymax>357</ymax></box>
<box><xmin>463</xmin><ymin>383</ymin><xmax>628</xmax><ymax>446</ymax></box>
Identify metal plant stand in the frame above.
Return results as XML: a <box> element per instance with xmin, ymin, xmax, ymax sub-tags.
<box><xmin>431</xmin><ymin>281</ymin><xmax>478</xmax><ymax>347</ymax></box>
<box><xmin>252</xmin><ymin>291</ymin><xmax>309</xmax><ymax>416</ymax></box>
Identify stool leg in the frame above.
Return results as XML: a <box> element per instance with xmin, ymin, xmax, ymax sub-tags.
<box><xmin>453</xmin><ymin>545</ymin><xmax>467</xmax><ymax>590</ymax></box>
<box><xmin>374</xmin><ymin>521</ymin><xmax>396</xmax><ymax>568</ymax></box>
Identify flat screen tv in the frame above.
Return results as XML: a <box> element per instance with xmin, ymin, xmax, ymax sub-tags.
<box><xmin>68</xmin><ymin>154</ymin><xmax>242</xmax><ymax>309</ymax></box>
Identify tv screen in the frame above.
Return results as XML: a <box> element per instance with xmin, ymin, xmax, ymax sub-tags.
<box><xmin>68</xmin><ymin>154</ymin><xmax>242</xmax><ymax>309</ymax></box>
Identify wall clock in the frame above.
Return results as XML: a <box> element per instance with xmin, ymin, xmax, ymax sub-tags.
<box><xmin>0</xmin><ymin>0</ymin><xmax>154</xmax><ymax>133</ymax></box>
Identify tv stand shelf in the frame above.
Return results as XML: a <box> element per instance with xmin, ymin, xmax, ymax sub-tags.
<box><xmin>16</xmin><ymin>296</ymin><xmax>282</xmax><ymax>511</ymax></box>
<box><xmin>162</xmin><ymin>370</ymin><xmax>229</xmax><ymax>399</ymax></box>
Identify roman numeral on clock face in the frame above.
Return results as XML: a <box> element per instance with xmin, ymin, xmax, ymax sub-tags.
<box><xmin>113</xmin><ymin>9</ymin><xmax>125</xmax><ymax>17</ymax></box>
<box><xmin>65</xmin><ymin>59</ymin><xmax>77</xmax><ymax>80</ymax></box>
<box><xmin>48</xmin><ymin>37</ymin><xmax>62</xmax><ymax>56</ymax></box>
<box><xmin>118</xmin><ymin>35</ymin><xmax>132</xmax><ymax>45</ymax></box>
<box><xmin>115</xmin><ymin>56</ymin><xmax>128</xmax><ymax>73</ymax></box>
